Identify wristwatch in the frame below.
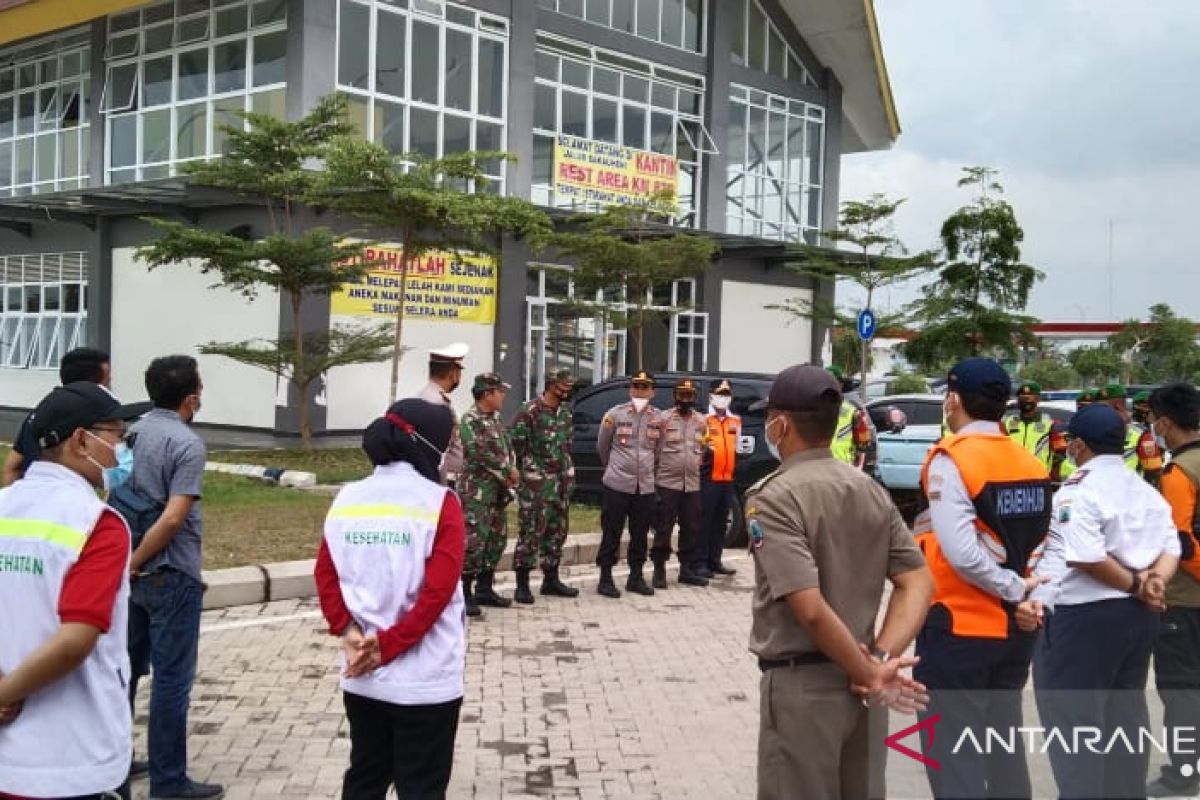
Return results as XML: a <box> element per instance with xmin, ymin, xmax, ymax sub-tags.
<box><xmin>870</xmin><ymin>647</ymin><xmax>890</xmax><ymax>662</ymax></box>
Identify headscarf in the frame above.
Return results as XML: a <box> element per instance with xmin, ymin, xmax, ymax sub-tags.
<box><xmin>361</xmin><ymin>398</ymin><xmax>454</xmax><ymax>483</ymax></box>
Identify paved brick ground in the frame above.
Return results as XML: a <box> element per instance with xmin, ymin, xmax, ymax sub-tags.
<box><xmin>128</xmin><ymin>556</ymin><xmax>1176</xmax><ymax>799</ymax></box>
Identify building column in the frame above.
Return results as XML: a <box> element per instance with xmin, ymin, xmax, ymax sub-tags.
<box><xmin>811</xmin><ymin>70</ymin><xmax>842</xmax><ymax>364</ymax></box>
<box><xmin>700</xmin><ymin>0</ymin><xmax>732</xmax><ymax>233</ymax></box>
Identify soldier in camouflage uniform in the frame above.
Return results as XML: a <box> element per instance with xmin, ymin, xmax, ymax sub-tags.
<box><xmin>510</xmin><ymin>369</ymin><xmax>577</xmax><ymax>604</ymax></box>
<box><xmin>459</xmin><ymin>372</ymin><xmax>519</xmax><ymax>617</ymax></box>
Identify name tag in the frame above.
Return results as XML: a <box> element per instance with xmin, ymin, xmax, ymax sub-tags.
<box><xmin>994</xmin><ymin>484</ymin><xmax>1047</xmax><ymax>517</ymax></box>
<box><xmin>617</xmin><ymin>424</ymin><xmax>634</xmax><ymax>438</ymax></box>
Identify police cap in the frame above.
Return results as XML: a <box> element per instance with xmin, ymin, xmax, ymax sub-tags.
<box><xmin>947</xmin><ymin>358</ymin><xmax>1011</xmax><ymax>402</ymax></box>
<box><xmin>750</xmin><ymin>364</ymin><xmax>841</xmax><ymax>412</ymax></box>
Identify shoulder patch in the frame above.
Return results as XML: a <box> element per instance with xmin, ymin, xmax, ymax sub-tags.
<box><xmin>748</xmin><ymin>518</ymin><xmax>765</xmax><ymax>550</ymax></box>
<box><xmin>745</xmin><ymin>467</ymin><xmax>782</xmax><ymax>496</ymax></box>
<box><xmin>1063</xmin><ymin>468</ymin><xmax>1089</xmax><ymax>487</ymax></box>
<box><xmin>1057</xmin><ymin>500</ymin><xmax>1072</xmax><ymax>523</ymax></box>
<box><xmin>602</xmin><ymin>416</ymin><xmax>615</xmax><ymax>427</ymax></box>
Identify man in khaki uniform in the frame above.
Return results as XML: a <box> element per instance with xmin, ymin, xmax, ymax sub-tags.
<box><xmin>747</xmin><ymin>364</ymin><xmax>934</xmax><ymax>800</ymax></box>
<box><xmin>651</xmin><ymin>378</ymin><xmax>710</xmax><ymax>588</ymax></box>
<box><xmin>418</xmin><ymin>342</ymin><xmax>468</xmax><ymax>486</ymax></box>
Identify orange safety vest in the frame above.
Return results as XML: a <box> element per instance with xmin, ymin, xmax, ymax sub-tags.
<box><xmin>918</xmin><ymin>433</ymin><xmax>1052</xmax><ymax>639</ymax></box>
<box><xmin>1160</xmin><ymin>442</ymin><xmax>1200</xmax><ymax>583</ymax></box>
<box><xmin>705</xmin><ymin>412</ymin><xmax>740</xmax><ymax>482</ymax></box>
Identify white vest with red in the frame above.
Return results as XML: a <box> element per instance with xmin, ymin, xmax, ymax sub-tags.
<box><xmin>0</xmin><ymin>462</ymin><xmax>131</xmax><ymax>797</ymax></box>
<box><xmin>324</xmin><ymin>461</ymin><xmax>465</xmax><ymax>705</ymax></box>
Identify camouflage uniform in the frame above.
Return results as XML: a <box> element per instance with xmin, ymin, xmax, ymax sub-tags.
<box><xmin>511</xmin><ymin>396</ymin><xmax>574</xmax><ymax>570</ymax></box>
<box><xmin>458</xmin><ymin>405</ymin><xmax>516</xmax><ymax>577</ymax></box>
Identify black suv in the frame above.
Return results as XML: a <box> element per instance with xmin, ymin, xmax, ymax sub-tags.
<box><xmin>568</xmin><ymin>371</ymin><xmax>878</xmax><ymax>547</ymax></box>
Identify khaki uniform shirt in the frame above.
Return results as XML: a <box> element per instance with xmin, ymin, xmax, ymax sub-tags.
<box><xmin>747</xmin><ymin>448</ymin><xmax>925</xmax><ymax>662</ymax></box>
<box><xmin>597</xmin><ymin>402</ymin><xmax>662</xmax><ymax>495</ymax></box>
<box><xmin>655</xmin><ymin>408</ymin><xmax>707</xmax><ymax>493</ymax></box>
<box><xmin>418</xmin><ymin>380</ymin><xmax>464</xmax><ymax>483</ymax></box>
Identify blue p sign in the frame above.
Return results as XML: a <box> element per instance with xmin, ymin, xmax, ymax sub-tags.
<box><xmin>856</xmin><ymin>309</ymin><xmax>876</xmax><ymax>341</ymax></box>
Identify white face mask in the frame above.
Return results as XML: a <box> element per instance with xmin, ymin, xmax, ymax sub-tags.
<box><xmin>765</xmin><ymin>415</ymin><xmax>785</xmax><ymax>461</ymax></box>
<box><xmin>631</xmin><ymin>397</ymin><xmax>650</xmax><ymax>412</ymax></box>
<box><xmin>711</xmin><ymin>395</ymin><xmax>732</xmax><ymax>411</ymax></box>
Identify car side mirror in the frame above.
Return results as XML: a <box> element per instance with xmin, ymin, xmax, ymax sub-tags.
<box><xmin>736</xmin><ymin>435</ymin><xmax>755</xmax><ymax>455</ymax></box>
<box><xmin>885</xmin><ymin>407</ymin><xmax>907</xmax><ymax>434</ymax></box>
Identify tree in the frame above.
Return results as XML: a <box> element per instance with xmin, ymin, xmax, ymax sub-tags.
<box><xmin>1018</xmin><ymin>358</ymin><xmax>1078</xmax><ymax>391</ymax></box>
<box><xmin>904</xmin><ymin>167</ymin><xmax>1044</xmax><ymax>369</ymax></box>
<box><xmin>889</xmin><ymin>372</ymin><xmax>930</xmax><ymax>394</ymax></box>
<box><xmin>1105</xmin><ymin>304</ymin><xmax>1200</xmax><ymax>383</ymax></box>
<box><xmin>771</xmin><ymin>194</ymin><xmax>935</xmax><ymax>379</ymax></box>
<box><xmin>547</xmin><ymin>193</ymin><xmax>718</xmax><ymax>370</ymax></box>
<box><xmin>317</xmin><ymin>137</ymin><xmax>552</xmax><ymax>402</ymax></box>
<box><xmin>1106</xmin><ymin>318</ymin><xmax>1152</xmax><ymax>384</ymax></box>
<box><xmin>136</xmin><ymin>94</ymin><xmax>392</xmax><ymax>447</ymax></box>
<box><xmin>1067</xmin><ymin>344</ymin><xmax>1123</xmax><ymax>385</ymax></box>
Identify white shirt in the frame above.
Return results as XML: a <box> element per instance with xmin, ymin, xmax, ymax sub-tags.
<box><xmin>926</xmin><ymin>420</ymin><xmax>1030</xmax><ymax>604</ymax></box>
<box><xmin>1032</xmin><ymin>454</ymin><xmax>1179</xmax><ymax>608</ymax></box>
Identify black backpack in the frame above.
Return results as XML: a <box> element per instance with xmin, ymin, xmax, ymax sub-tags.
<box><xmin>108</xmin><ymin>483</ymin><xmax>164</xmax><ymax>549</ymax></box>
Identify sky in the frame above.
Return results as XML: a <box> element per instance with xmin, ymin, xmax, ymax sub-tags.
<box><xmin>838</xmin><ymin>0</ymin><xmax>1200</xmax><ymax>324</ymax></box>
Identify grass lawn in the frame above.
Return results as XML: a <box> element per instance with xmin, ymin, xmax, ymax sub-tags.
<box><xmin>3</xmin><ymin>444</ymin><xmax>603</xmax><ymax>570</ymax></box>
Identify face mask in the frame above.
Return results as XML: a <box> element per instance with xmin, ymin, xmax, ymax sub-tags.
<box><xmin>1018</xmin><ymin>399</ymin><xmax>1037</xmax><ymax>415</ymax></box>
<box><xmin>675</xmin><ymin>400</ymin><xmax>695</xmax><ymax>414</ymax></box>
<box><xmin>711</xmin><ymin>395</ymin><xmax>731</xmax><ymax>411</ymax></box>
<box><xmin>85</xmin><ymin>432</ymin><xmax>134</xmax><ymax>491</ymax></box>
<box><xmin>631</xmin><ymin>397</ymin><xmax>649</xmax><ymax>412</ymax></box>
<box><xmin>186</xmin><ymin>393</ymin><xmax>202</xmax><ymax>423</ymax></box>
<box><xmin>765</xmin><ymin>415</ymin><xmax>784</xmax><ymax>461</ymax></box>
<box><xmin>1153</xmin><ymin>421</ymin><xmax>1168</xmax><ymax>450</ymax></box>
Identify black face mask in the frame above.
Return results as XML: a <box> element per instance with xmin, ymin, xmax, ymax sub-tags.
<box><xmin>676</xmin><ymin>400</ymin><xmax>695</xmax><ymax>414</ymax></box>
<box><xmin>1018</xmin><ymin>399</ymin><xmax>1037</xmax><ymax>415</ymax></box>
<box><xmin>1133</xmin><ymin>408</ymin><xmax>1148</xmax><ymax>424</ymax></box>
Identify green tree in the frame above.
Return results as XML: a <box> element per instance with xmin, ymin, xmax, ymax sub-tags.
<box><xmin>889</xmin><ymin>371</ymin><xmax>930</xmax><ymax>394</ymax></box>
<box><xmin>1018</xmin><ymin>358</ymin><xmax>1079</xmax><ymax>391</ymax></box>
<box><xmin>317</xmin><ymin>137</ymin><xmax>552</xmax><ymax>402</ymax></box>
<box><xmin>904</xmin><ymin>167</ymin><xmax>1043</xmax><ymax>369</ymax></box>
<box><xmin>1067</xmin><ymin>343</ymin><xmax>1123</xmax><ymax>385</ymax></box>
<box><xmin>1138</xmin><ymin>303</ymin><xmax>1200</xmax><ymax>381</ymax></box>
<box><xmin>1106</xmin><ymin>318</ymin><xmax>1152</xmax><ymax>384</ymax></box>
<box><xmin>771</xmin><ymin>194</ymin><xmax>935</xmax><ymax>379</ymax></box>
<box><xmin>547</xmin><ymin>193</ymin><xmax>718</xmax><ymax>370</ymax></box>
<box><xmin>135</xmin><ymin>95</ymin><xmax>392</xmax><ymax>447</ymax></box>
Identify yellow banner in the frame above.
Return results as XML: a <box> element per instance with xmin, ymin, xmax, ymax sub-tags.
<box><xmin>331</xmin><ymin>246</ymin><xmax>497</xmax><ymax>325</ymax></box>
<box><xmin>553</xmin><ymin>134</ymin><xmax>679</xmax><ymax>212</ymax></box>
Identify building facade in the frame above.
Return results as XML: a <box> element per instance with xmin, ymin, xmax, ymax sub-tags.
<box><xmin>0</xmin><ymin>0</ymin><xmax>897</xmax><ymax>434</ymax></box>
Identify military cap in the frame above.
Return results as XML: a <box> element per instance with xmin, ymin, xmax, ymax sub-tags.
<box><xmin>1098</xmin><ymin>383</ymin><xmax>1127</xmax><ymax>400</ymax></box>
<box><xmin>1016</xmin><ymin>380</ymin><xmax>1042</xmax><ymax>395</ymax></box>
<box><xmin>1132</xmin><ymin>390</ymin><xmax>1151</xmax><ymax>404</ymax></box>
<box><xmin>630</xmin><ymin>369</ymin><xmax>655</xmax><ymax>387</ymax></box>
<box><xmin>1076</xmin><ymin>388</ymin><xmax>1096</xmax><ymax>403</ymax></box>
<box><xmin>548</xmin><ymin>368</ymin><xmax>575</xmax><ymax>386</ymax></box>
<box><xmin>710</xmin><ymin>379</ymin><xmax>733</xmax><ymax>396</ymax></box>
<box><xmin>826</xmin><ymin>365</ymin><xmax>844</xmax><ymax>380</ymax></box>
<box><xmin>428</xmin><ymin>342</ymin><xmax>469</xmax><ymax>365</ymax></box>
<box><xmin>947</xmin><ymin>358</ymin><xmax>1011</xmax><ymax>402</ymax></box>
<box><xmin>750</xmin><ymin>364</ymin><xmax>841</xmax><ymax>412</ymax></box>
<box><xmin>471</xmin><ymin>372</ymin><xmax>511</xmax><ymax>395</ymax></box>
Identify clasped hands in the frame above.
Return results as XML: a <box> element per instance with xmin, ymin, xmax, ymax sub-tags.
<box><xmin>342</xmin><ymin>625</ymin><xmax>382</xmax><ymax>679</ymax></box>
<box><xmin>1015</xmin><ymin>569</ymin><xmax>1167</xmax><ymax>633</ymax></box>
<box><xmin>850</xmin><ymin>646</ymin><xmax>928</xmax><ymax>714</ymax></box>
<box><xmin>0</xmin><ymin>673</ymin><xmax>22</xmax><ymax>726</ymax></box>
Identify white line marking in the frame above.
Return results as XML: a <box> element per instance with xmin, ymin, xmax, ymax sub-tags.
<box><xmin>201</xmin><ymin>610</ymin><xmax>321</xmax><ymax>634</ymax></box>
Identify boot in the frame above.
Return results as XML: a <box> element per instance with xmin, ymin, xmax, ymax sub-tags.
<box><xmin>514</xmin><ymin>568</ymin><xmax>535</xmax><ymax>605</ymax></box>
<box><xmin>540</xmin><ymin>565</ymin><xmax>580</xmax><ymax>598</ymax></box>
<box><xmin>474</xmin><ymin>571</ymin><xmax>512</xmax><ymax>608</ymax></box>
<box><xmin>710</xmin><ymin>561</ymin><xmax>737</xmax><ymax>576</ymax></box>
<box><xmin>694</xmin><ymin>562</ymin><xmax>714</xmax><ymax>579</ymax></box>
<box><xmin>462</xmin><ymin>575</ymin><xmax>483</xmax><ymax>617</ymax></box>
<box><xmin>597</xmin><ymin>566</ymin><xmax>621</xmax><ymax>598</ymax></box>
<box><xmin>678</xmin><ymin>567</ymin><xmax>709</xmax><ymax>587</ymax></box>
<box><xmin>652</xmin><ymin>561</ymin><xmax>668</xmax><ymax>590</ymax></box>
<box><xmin>626</xmin><ymin>568</ymin><xmax>654</xmax><ymax>596</ymax></box>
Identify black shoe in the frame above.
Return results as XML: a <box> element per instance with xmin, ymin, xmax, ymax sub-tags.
<box><xmin>652</xmin><ymin>562</ymin><xmax>668</xmax><ymax>590</ymax></box>
<box><xmin>130</xmin><ymin>759</ymin><xmax>150</xmax><ymax>779</ymax></box>
<box><xmin>151</xmin><ymin>780</ymin><xmax>225</xmax><ymax>800</ymax></box>
<box><xmin>626</xmin><ymin>570</ymin><xmax>655</xmax><ymax>596</ymax></box>
<box><xmin>514</xmin><ymin>568</ymin><xmax>535</xmax><ymax>605</ymax></box>
<box><xmin>679</xmin><ymin>569</ymin><xmax>709</xmax><ymax>587</ymax></box>
<box><xmin>541</xmin><ymin>566</ymin><xmax>580</xmax><ymax>598</ymax></box>
<box><xmin>462</xmin><ymin>575</ymin><xmax>483</xmax><ymax>618</ymax></box>
<box><xmin>597</xmin><ymin>567</ymin><xmax>621</xmax><ymax>598</ymax></box>
<box><xmin>694</xmin><ymin>563</ymin><xmax>714</xmax><ymax>579</ymax></box>
<box><xmin>710</xmin><ymin>562</ymin><xmax>737</xmax><ymax>576</ymax></box>
<box><xmin>1147</xmin><ymin>775</ymin><xmax>1200</xmax><ymax>797</ymax></box>
<box><xmin>474</xmin><ymin>571</ymin><xmax>512</xmax><ymax>608</ymax></box>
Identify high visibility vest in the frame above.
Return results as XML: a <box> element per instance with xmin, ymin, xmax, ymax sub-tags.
<box><xmin>1129</xmin><ymin>424</ymin><xmax>1164</xmax><ymax>478</ymax></box>
<box><xmin>323</xmin><ymin>460</ymin><xmax>465</xmax><ymax>706</ymax></box>
<box><xmin>704</xmin><ymin>411</ymin><xmax>740</xmax><ymax>482</ymax></box>
<box><xmin>918</xmin><ymin>433</ymin><xmax>1052</xmax><ymax>639</ymax></box>
<box><xmin>831</xmin><ymin>401</ymin><xmax>857</xmax><ymax>465</ymax></box>
<box><xmin>0</xmin><ymin>462</ymin><xmax>132</xmax><ymax>798</ymax></box>
<box><xmin>1005</xmin><ymin>413</ymin><xmax>1053</xmax><ymax>468</ymax></box>
<box><xmin>1161</xmin><ymin>443</ymin><xmax>1200</xmax><ymax>585</ymax></box>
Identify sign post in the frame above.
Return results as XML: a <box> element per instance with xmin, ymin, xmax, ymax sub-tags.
<box><xmin>855</xmin><ymin>309</ymin><xmax>877</xmax><ymax>388</ymax></box>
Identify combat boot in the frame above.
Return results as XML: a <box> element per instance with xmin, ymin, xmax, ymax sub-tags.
<box><xmin>540</xmin><ymin>565</ymin><xmax>580</xmax><ymax>598</ymax></box>
<box><xmin>678</xmin><ymin>567</ymin><xmax>709</xmax><ymax>587</ymax></box>
<box><xmin>652</xmin><ymin>561</ymin><xmax>668</xmax><ymax>590</ymax></box>
<box><xmin>462</xmin><ymin>575</ymin><xmax>483</xmax><ymax>617</ymax></box>
<box><xmin>514</xmin><ymin>568</ymin><xmax>535</xmax><ymax>605</ymax></box>
<box><xmin>626</xmin><ymin>568</ymin><xmax>654</xmax><ymax>596</ymax></box>
<box><xmin>597</xmin><ymin>566</ymin><xmax>621</xmax><ymax>598</ymax></box>
<box><xmin>475</xmin><ymin>571</ymin><xmax>512</xmax><ymax>608</ymax></box>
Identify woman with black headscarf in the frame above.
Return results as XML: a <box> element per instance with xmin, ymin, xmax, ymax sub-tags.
<box><xmin>314</xmin><ymin>398</ymin><xmax>466</xmax><ymax>799</ymax></box>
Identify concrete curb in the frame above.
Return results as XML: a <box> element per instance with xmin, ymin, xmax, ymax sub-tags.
<box><xmin>205</xmin><ymin>460</ymin><xmax>317</xmax><ymax>488</ymax></box>
<box><xmin>202</xmin><ymin>532</ymin><xmax>630</xmax><ymax>610</ymax></box>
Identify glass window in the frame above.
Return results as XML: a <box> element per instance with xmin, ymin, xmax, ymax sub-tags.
<box><xmin>477</xmin><ymin>38</ymin><xmax>503</xmax><ymax>117</ymax></box>
<box><xmin>374</xmin><ymin>97</ymin><xmax>405</xmax><ymax>152</ymax></box>
<box><xmin>141</xmin><ymin>108</ymin><xmax>170</xmax><ymax>163</ymax></box>
<box><xmin>585</xmin><ymin>0</ymin><xmax>608</xmax><ymax>25</ymax></box>
<box><xmin>637</xmin><ymin>0</ymin><xmax>660</xmax><ymax>41</ymax></box>
<box><xmin>375</xmin><ymin>9</ymin><xmax>406</xmax><ymax>98</ymax></box>
<box><xmin>214</xmin><ymin>40</ymin><xmax>248</xmax><ymax>93</ymax></box>
<box><xmin>622</xmin><ymin>105</ymin><xmax>644</xmax><ymax>149</ymax></box>
<box><xmin>661</xmin><ymin>0</ymin><xmax>683</xmax><ymax>49</ymax></box>
<box><xmin>737</xmin><ymin>1</ymin><xmax>817</xmax><ymax>86</ymax></box>
<box><xmin>216</xmin><ymin>6</ymin><xmax>248</xmax><ymax>37</ymax></box>
<box><xmin>561</xmin><ymin>90</ymin><xmax>587</xmax><ymax>137</ymax></box>
<box><xmin>747</xmin><ymin>4</ymin><xmax>765</xmax><ymax>71</ymax></box>
<box><xmin>339</xmin><ymin>0</ymin><xmax>370</xmax><ymax>90</ymax></box>
<box><xmin>408</xmin><ymin>106</ymin><xmax>437</xmax><ymax>157</ymax></box>
<box><xmin>443</xmin><ymin>28</ymin><xmax>472</xmax><ymax>112</ymax></box>
<box><xmin>534</xmin><ymin>84</ymin><xmax>556</xmax><ymax>131</ymax></box>
<box><xmin>110</xmin><ymin>114</ymin><xmax>136</xmax><ymax>167</ymax></box>
<box><xmin>593</xmin><ymin>97</ymin><xmax>617</xmax><ymax>143</ymax></box>
<box><xmin>143</xmin><ymin>57</ymin><xmax>172</xmax><ymax>106</ymax></box>
<box><xmin>410</xmin><ymin>20</ymin><xmax>439</xmax><ymax>103</ymax></box>
<box><xmin>176</xmin><ymin>102</ymin><xmax>207</xmax><ymax>159</ymax></box>
<box><xmin>177</xmin><ymin>48</ymin><xmax>209</xmax><ymax>101</ymax></box>
<box><xmin>252</xmin><ymin>31</ymin><xmax>287</xmax><ymax>87</ymax></box>
<box><xmin>443</xmin><ymin>111</ymin><xmax>470</xmax><ymax>155</ymax></box>
<box><xmin>612</xmin><ymin>0</ymin><xmax>634</xmax><ymax>33</ymax></box>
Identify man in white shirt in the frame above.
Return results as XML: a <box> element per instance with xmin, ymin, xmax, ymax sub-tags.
<box><xmin>1022</xmin><ymin>403</ymin><xmax>1180</xmax><ymax>800</ymax></box>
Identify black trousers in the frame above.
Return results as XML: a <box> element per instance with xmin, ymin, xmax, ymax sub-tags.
<box><xmin>342</xmin><ymin>692</ymin><xmax>462</xmax><ymax>800</ymax></box>
<box><xmin>1154</xmin><ymin>605</ymin><xmax>1200</xmax><ymax>790</ymax></box>
<box><xmin>1034</xmin><ymin>598</ymin><xmax>1159</xmax><ymax>800</ymax></box>
<box><xmin>596</xmin><ymin>485</ymin><xmax>655</xmax><ymax>569</ymax></box>
<box><xmin>914</xmin><ymin>624</ymin><xmax>1037</xmax><ymax>800</ymax></box>
<box><xmin>651</xmin><ymin>486</ymin><xmax>702</xmax><ymax>567</ymax></box>
<box><xmin>700</xmin><ymin>479</ymin><xmax>735</xmax><ymax>568</ymax></box>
